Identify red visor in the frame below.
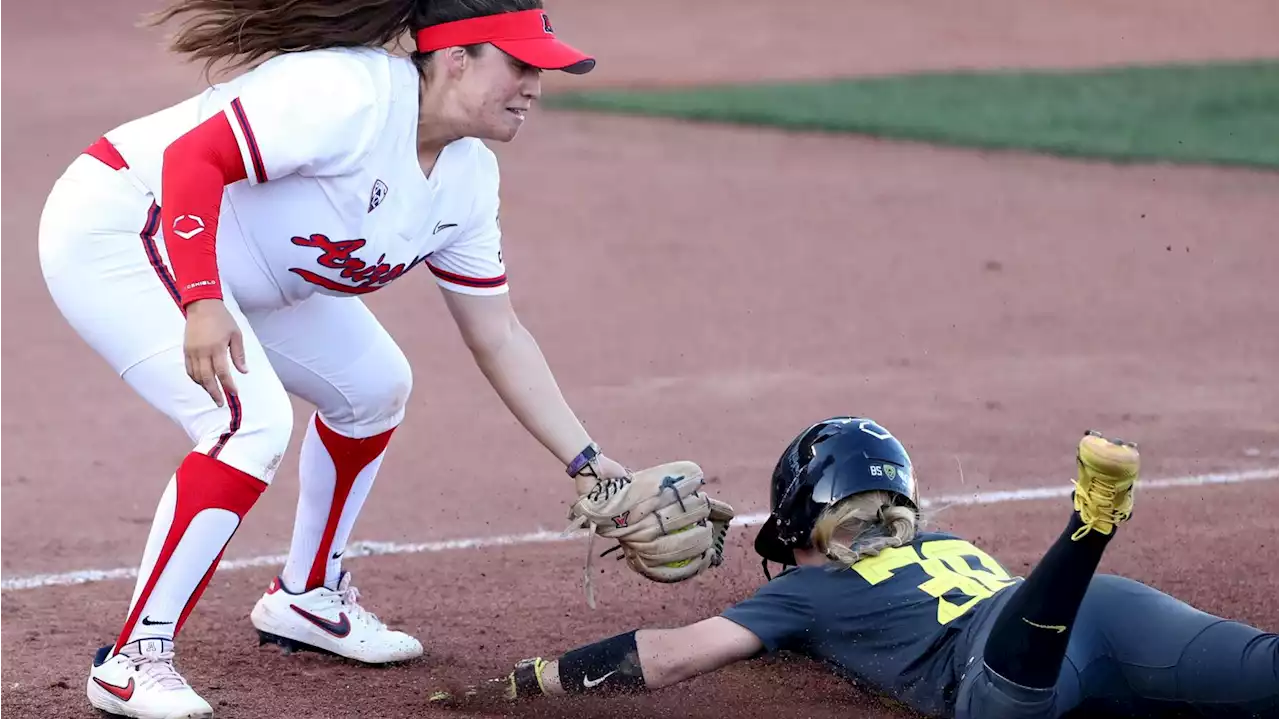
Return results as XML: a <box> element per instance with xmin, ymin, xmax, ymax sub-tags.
<box><xmin>415</xmin><ymin>9</ymin><xmax>595</xmax><ymax>75</ymax></box>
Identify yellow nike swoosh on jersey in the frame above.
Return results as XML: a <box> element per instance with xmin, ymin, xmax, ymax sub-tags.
<box><xmin>1021</xmin><ymin>617</ymin><xmax>1068</xmax><ymax>633</ymax></box>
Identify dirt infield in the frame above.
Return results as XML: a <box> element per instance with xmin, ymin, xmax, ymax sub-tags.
<box><xmin>2</xmin><ymin>1</ymin><xmax>1276</xmax><ymax>718</ymax></box>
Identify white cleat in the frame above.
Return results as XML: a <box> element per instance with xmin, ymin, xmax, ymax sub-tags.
<box><xmin>86</xmin><ymin>639</ymin><xmax>213</xmax><ymax>719</ymax></box>
<box><xmin>250</xmin><ymin>572</ymin><xmax>423</xmax><ymax>664</ymax></box>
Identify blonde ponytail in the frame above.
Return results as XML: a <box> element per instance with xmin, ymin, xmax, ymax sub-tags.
<box><xmin>811</xmin><ymin>490</ymin><xmax>919</xmax><ymax>566</ymax></box>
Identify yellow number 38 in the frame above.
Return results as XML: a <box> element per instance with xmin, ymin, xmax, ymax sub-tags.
<box><xmin>853</xmin><ymin>539</ymin><xmax>1018</xmax><ymax>625</ymax></box>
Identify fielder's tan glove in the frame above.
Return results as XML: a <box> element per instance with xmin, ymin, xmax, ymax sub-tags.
<box><xmin>567</xmin><ymin>460</ymin><xmax>735</xmax><ymax>586</ymax></box>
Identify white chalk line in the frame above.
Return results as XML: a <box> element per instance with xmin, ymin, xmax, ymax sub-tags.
<box><xmin>3</xmin><ymin>467</ymin><xmax>1275</xmax><ymax>593</ymax></box>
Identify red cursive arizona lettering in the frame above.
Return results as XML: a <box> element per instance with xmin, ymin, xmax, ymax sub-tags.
<box><xmin>287</xmin><ymin>233</ymin><xmax>428</xmax><ymax>294</ymax></box>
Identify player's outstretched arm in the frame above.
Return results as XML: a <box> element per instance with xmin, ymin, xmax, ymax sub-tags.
<box><xmin>430</xmin><ymin>617</ymin><xmax>761</xmax><ymax>706</ymax></box>
<box><xmin>440</xmin><ymin>289</ymin><xmax>628</xmax><ymax>477</ymax></box>
<box><xmin>546</xmin><ymin>618</ymin><xmax>763</xmax><ymax>694</ymax></box>
<box><xmin>441</xmin><ymin>288</ymin><xmax>736</xmax><ymax>591</ymax></box>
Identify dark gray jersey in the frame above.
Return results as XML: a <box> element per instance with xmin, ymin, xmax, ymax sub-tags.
<box><xmin>721</xmin><ymin>532</ymin><xmax>1019</xmax><ymax>717</ymax></box>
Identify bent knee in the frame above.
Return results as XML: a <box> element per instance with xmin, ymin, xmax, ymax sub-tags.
<box><xmin>318</xmin><ymin>348</ymin><xmax>412</xmax><ymax>438</ymax></box>
<box><xmin>196</xmin><ymin>387</ymin><xmax>295</xmax><ymax>484</ymax></box>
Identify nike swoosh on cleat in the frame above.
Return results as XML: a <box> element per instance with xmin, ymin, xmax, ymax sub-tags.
<box><xmin>93</xmin><ymin>677</ymin><xmax>135</xmax><ymax>701</ymax></box>
<box><xmin>290</xmin><ymin>604</ymin><xmax>352</xmax><ymax>638</ymax></box>
<box><xmin>583</xmin><ymin>671</ymin><xmax>616</xmax><ymax>688</ymax></box>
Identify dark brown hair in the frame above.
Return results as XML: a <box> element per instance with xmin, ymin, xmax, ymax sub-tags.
<box><xmin>147</xmin><ymin>0</ymin><xmax>542</xmax><ymax>76</ymax></box>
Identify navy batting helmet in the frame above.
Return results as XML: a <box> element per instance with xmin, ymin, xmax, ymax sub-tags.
<box><xmin>754</xmin><ymin>417</ymin><xmax>917</xmax><ymax>567</ymax></box>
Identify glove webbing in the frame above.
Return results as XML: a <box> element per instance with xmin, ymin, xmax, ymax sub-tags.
<box><xmin>710</xmin><ymin>523</ymin><xmax>727</xmax><ymax>567</ymax></box>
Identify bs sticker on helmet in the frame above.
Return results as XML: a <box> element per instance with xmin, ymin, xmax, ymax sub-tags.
<box><xmin>869</xmin><ymin>464</ymin><xmax>899</xmax><ymax>478</ymax></box>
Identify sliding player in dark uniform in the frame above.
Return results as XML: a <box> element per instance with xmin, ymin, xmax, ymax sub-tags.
<box><xmin>479</xmin><ymin>417</ymin><xmax>1277</xmax><ymax>718</ymax></box>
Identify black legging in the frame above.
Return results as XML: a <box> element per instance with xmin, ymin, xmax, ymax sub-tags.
<box><xmin>955</xmin><ymin>574</ymin><xmax>1278</xmax><ymax>719</ymax></box>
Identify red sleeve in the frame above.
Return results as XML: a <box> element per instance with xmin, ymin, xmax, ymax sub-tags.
<box><xmin>160</xmin><ymin>113</ymin><xmax>248</xmax><ymax>307</ymax></box>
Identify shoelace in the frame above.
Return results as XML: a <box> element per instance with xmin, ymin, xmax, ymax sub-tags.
<box><xmin>128</xmin><ymin>651</ymin><xmax>189</xmax><ymax>691</ymax></box>
<box><xmin>1082</xmin><ymin>477</ymin><xmax>1119</xmax><ymax>515</ymax></box>
<box><xmin>1072</xmin><ymin>475</ymin><xmax>1124</xmax><ymax>540</ymax></box>
<box><xmin>339</xmin><ymin>583</ymin><xmax>388</xmax><ymax>630</ymax></box>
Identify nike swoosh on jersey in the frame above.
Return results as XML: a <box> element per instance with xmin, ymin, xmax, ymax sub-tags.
<box><xmin>1021</xmin><ymin>617</ymin><xmax>1067</xmax><ymax>633</ymax></box>
<box><xmin>290</xmin><ymin>605</ymin><xmax>352</xmax><ymax>638</ymax></box>
<box><xmin>93</xmin><ymin>677</ymin><xmax>135</xmax><ymax>701</ymax></box>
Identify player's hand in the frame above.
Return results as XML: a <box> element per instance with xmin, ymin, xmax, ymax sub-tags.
<box><xmin>183</xmin><ymin>299</ymin><xmax>247</xmax><ymax>408</ymax></box>
<box><xmin>593</xmin><ymin>454</ymin><xmax>629</xmax><ymax>480</ymax></box>
<box><xmin>568</xmin><ymin>452</ymin><xmax>630</xmax><ymax>497</ymax></box>
<box><xmin>427</xmin><ymin>657</ymin><xmax>555</xmax><ymax>708</ymax></box>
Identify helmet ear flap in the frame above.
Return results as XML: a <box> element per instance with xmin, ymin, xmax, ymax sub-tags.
<box><xmin>771</xmin><ymin>420</ymin><xmax>831</xmax><ymax>514</ymax></box>
<box><xmin>771</xmin><ymin>434</ymin><xmax>816</xmax><ymax>539</ymax></box>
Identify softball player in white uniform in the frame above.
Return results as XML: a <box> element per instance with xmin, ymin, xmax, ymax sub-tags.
<box><xmin>37</xmin><ymin>2</ymin><xmax>619</xmax><ymax>717</ymax></box>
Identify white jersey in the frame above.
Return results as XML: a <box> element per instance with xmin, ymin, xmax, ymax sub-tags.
<box><xmin>101</xmin><ymin>47</ymin><xmax>507</xmax><ymax>311</ymax></box>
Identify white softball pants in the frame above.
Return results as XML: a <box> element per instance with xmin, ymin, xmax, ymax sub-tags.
<box><xmin>38</xmin><ymin>154</ymin><xmax>412</xmax><ymax>484</ymax></box>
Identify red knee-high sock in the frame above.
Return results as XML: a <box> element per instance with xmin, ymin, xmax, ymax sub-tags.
<box><xmin>281</xmin><ymin>415</ymin><xmax>395</xmax><ymax>592</ymax></box>
<box><xmin>116</xmin><ymin>452</ymin><xmax>265</xmax><ymax>653</ymax></box>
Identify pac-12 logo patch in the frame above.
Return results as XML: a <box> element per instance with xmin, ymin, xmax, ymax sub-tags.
<box><xmin>368</xmin><ymin>179</ymin><xmax>389</xmax><ymax>213</ymax></box>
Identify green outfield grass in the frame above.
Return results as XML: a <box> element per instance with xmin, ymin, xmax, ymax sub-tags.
<box><xmin>545</xmin><ymin>61</ymin><xmax>1278</xmax><ymax>168</ymax></box>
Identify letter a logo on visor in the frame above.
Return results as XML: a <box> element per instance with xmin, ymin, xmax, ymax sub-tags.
<box><xmin>415</xmin><ymin>10</ymin><xmax>595</xmax><ymax>74</ymax></box>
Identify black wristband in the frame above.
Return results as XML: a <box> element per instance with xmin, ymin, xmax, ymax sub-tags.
<box><xmin>558</xmin><ymin>630</ymin><xmax>647</xmax><ymax>694</ymax></box>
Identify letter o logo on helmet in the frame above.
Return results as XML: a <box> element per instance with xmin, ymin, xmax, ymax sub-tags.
<box><xmin>858</xmin><ymin>420</ymin><xmax>893</xmax><ymax>440</ymax></box>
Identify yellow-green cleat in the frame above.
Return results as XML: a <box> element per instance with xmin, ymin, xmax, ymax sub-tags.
<box><xmin>1071</xmin><ymin>430</ymin><xmax>1140</xmax><ymax>540</ymax></box>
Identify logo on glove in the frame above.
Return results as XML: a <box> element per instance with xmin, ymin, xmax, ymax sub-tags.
<box><xmin>611</xmin><ymin>511</ymin><xmax>631</xmax><ymax>528</ymax></box>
